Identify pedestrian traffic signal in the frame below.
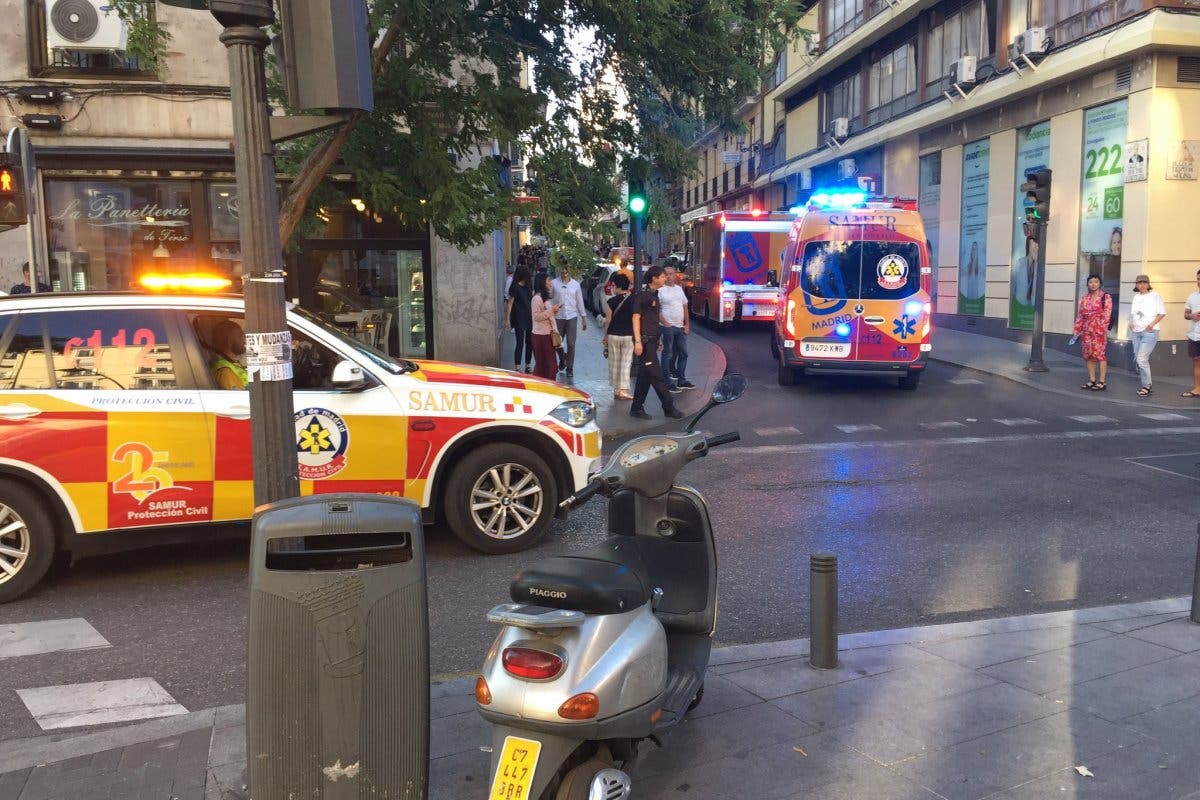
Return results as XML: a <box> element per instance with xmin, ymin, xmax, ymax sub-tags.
<box><xmin>0</xmin><ymin>163</ymin><xmax>27</xmax><ymax>227</ymax></box>
<box><xmin>627</xmin><ymin>178</ymin><xmax>647</xmax><ymax>216</ymax></box>
<box><xmin>1020</xmin><ymin>168</ymin><xmax>1052</xmax><ymax>222</ymax></box>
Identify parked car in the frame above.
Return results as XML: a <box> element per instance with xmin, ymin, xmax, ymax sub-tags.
<box><xmin>582</xmin><ymin>262</ymin><xmax>617</xmax><ymax>315</ymax></box>
<box><xmin>589</xmin><ymin>264</ymin><xmax>622</xmax><ymax>319</ymax></box>
<box><xmin>0</xmin><ymin>290</ymin><xmax>601</xmax><ymax>602</ymax></box>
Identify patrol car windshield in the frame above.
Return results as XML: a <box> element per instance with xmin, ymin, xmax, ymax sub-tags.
<box><xmin>798</xmin><ymin>241</ymin><xmax>921</xmax><ymax>301</ymax></box>
<box><xmin>293</xmin><ymin>306</ymin><xmax>417</xmax><ymax>375</ymax></box>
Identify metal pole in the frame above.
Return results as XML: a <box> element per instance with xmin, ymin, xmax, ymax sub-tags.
<box><xmin>809</xmin><ymin>553</ymin><xmax>838</xmax><ymax>669</ymax></box>
<box><xmin>1191</xmin><ymin>524</ymin><xmax>1200</xmax><ymax>624</ymax></box>
<box><xmin>632</xmin><ymin>212</ymin><xmax>644</xmax><ymax>290</ymax></box>
<box><xmin>219</xmin><ymin>23</ymin><xmax>299</xmax><ymax>507</ymax></box>
<box><xmin>1025</xmin><ymin>221</ymin><xmax>1049</xmax><ymax>372</ymax></box>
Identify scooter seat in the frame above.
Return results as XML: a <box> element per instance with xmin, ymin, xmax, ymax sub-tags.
<box><xmin>509</xmin><ymin>540</ymin><xmax>651</xmax><ymax>614</ymax></box>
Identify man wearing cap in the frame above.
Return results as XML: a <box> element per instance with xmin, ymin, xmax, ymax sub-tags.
<box><xmin>1128</xmin><ymin>274</ymin><xmax>1166</xmax><ymax>396</ymax></box>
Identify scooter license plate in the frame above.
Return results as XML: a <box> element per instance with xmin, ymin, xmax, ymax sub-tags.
<box><xmin>490</xmin><ymin>735</ymin><xmax>542</xmax><ymax>799</ymax></box>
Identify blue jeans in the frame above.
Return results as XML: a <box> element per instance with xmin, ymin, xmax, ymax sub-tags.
<box><xmin>660</xmin><ymin>326</ymin><xmax>688</xmax><ymax>386</ymax></box>
<box><xmin>1129</xmin><ymin>329</ymin><xmax>1159</xmax><ymax>387</ymax></box>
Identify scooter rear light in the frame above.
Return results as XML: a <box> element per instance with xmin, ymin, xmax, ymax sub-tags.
<box><xmin>475</xmin><ymin>675</ymin><xmax>492</xmax><ymax>705</ymax></box>
<box><xmin>558</xmin><ymin>693</ymin><xmax>600</xmax><ymax>720</ymax></box>
<box><xmin>502</xmin><ymin>647</ymin><xmax>564</xmax><ymax>680</ymax></box>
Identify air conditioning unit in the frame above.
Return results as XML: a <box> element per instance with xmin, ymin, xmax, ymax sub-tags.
<box><xmin>805</xmin><ymin>33</ymin><xmax>822</xmax><ymax>56</ymax></box>
<box><xmin>950</xmin><ymin>55</ymin><xmax>977</xmax><ymax>85</ymax></box>
<box><xmin>46</xmin><ymin>0</ymin><xmax>128</xmax><ymax>52</ymax></box>
<box><xmin>829</xmin><ymin>116</ymin><xmax>849</xmax><ymax>139</ymax></box>
<box><xmin>1014</xmin><ymin>27</ymin><xmax>1049</xmax><ymax>57</ymax></box>
<box><xmin>799</xmin><ymin>168</ymin><xmax>814</xmax><ymax>190</ymax></box>
<box><xmin>837</xmin><ymin>158</ymin><xmax>857</xmax><ymax>180</ymax></box>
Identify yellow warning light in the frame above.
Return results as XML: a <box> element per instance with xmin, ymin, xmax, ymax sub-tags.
<box><xmin>140</xmin><ymin>273</ymin><xmax>234</xmax><ymax>292</ymax></box>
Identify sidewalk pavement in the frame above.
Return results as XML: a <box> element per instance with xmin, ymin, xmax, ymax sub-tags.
<box><xmin>500</xmin><ymin>318</ymin><xmax>727</xmax><ymax>439</ymax></box>
<box><xmin>2</xmin><ymin>597</ymin><xmax>1198</xmax><ymax>800</ymax></box>
<box><xmin>932</xmin><ymin>328</ymin><xmax>1200</xmax><ymax>410</ymax></box>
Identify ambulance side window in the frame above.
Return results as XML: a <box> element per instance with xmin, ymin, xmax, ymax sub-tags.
<box><xmin>289</xmin><ymin>327</ymin><xmax>340</xmax><ymax>391</ymax></box>
<box><xmin>43</xmin><ymin>309</ymin><xmax>177</xmax><ymax>390</ymax></box>
<box><xmin>0</xmin><ymin>314</ymin><xmax>52</xmax><ymax>390</ymax></box>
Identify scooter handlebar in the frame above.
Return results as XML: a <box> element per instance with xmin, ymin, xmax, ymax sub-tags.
<box><xmin>705</xmin><ymin>431</ymin><xmax>741</xmax><ymax>449</ymax></box>
<box><xmin>559</xmin><ymin>477</ymin><xmax>604</xmax><ymax>510</ymax></box>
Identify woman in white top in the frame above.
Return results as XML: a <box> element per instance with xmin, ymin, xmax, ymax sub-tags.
<box><xmin>1128</xmin><ymin>274</ymin><xmax>1166</xmax><ymax>396</ymax></box>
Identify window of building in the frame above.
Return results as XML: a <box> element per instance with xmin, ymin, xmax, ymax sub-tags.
<box><xmin>826</xmin><ymin>71</ymin><xmax>863</xmax><ymax>132</ymax></box>
<box><xmin>1043</xmin><ymin>0</ymin><xmax>1143</xmax><ymax>44</ymax></box>
<box><xmin>925</xmin><ymin>0</ymin><xmax>996</xmax><ymax>94</ymax></box>
<box><xmin>825</xmin><ymin>0</ymin><xmax>866</xmax><ymax>48</ymax></box>
<box><xmin>26</xmin><ymin>0</ymin><xmax>156</xmax><ymax>78</ymax></box>
<box><xmin>866</xmin><ymin>42</ymin><xmax>917</xmax><ymax>126</ymax></box>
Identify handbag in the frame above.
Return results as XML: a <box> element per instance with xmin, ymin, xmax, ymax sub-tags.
<box><xmin>550</xmin><ymin>327</ymin><xmax>563</xmax><ymax>349</ymax></box>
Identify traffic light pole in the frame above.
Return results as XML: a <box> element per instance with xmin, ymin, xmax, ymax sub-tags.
<box><xmin>1025</xmin><ymin>221</ymin><xmax>1049</xmax><ymax>372</ymax></box>
<box><xmin>216</xmin><ymin>16</ymin><xmax>300</xmax><ymax>507</ymax></box>
<box><xmin>631</xmin><ymin>212</ymin><xmax>644</xmax><ymax>290</ymax></box>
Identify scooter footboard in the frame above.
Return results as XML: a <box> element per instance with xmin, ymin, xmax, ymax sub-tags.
<box><xmin>487</xmin><ymin>723</ymin><xmax>582</xmax><ymax>800</ymax></box>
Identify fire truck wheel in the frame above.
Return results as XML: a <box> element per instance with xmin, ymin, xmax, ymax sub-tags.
<box><xmin>444</xmin><ymin>444</ymin><xmax>558</xmax><ymax>554</ymax></box>
<box><xmin>0</xmin><ymin>481</ymin><xmax>57</xmax><ymax>604</ymax></box>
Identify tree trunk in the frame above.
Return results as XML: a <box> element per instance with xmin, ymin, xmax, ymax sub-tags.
<box><xmin>276</xmin><ymin>11</ymin><xmax>407</xmax><ymax>244</ymax></box>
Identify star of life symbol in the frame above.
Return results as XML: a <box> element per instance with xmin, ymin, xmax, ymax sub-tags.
<box><xmin>893</xmin><ymin>316</ymin><xmax>916</xmax><ymax>340</ymax></box>
<box><xmin>505</xmin><ymin>395</ymin><xmax>533</xmax><ymax>414</ymax></box>
<box><xmin>293</xmin><ymin>407</ymin><xmax>349</xmax><ymax>480</ymax></box>
<box><xmin>298</xmin><ymin>418</ymin><xmax>334</xmax><ymax>454</ymax></box>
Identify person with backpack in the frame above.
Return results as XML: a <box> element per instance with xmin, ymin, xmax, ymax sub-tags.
<box><xmin>1073</xmin><ymin>272</ymin><xmax>1113</xmax><ymax>391</ymax></box>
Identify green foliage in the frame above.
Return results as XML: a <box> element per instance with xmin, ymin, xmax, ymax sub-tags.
<box><xmin>108</xmin><ymin>0</ymin><xmax>170</xmax><ymax>70</ymax></box>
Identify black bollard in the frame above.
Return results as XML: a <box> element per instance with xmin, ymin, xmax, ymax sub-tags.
<box><xmin>810</xmin><ymin>553</ymin><xmax>839</xmax><ymax>669</ymax></box>
<box><xmin>1191</xmin><ymin>524</ymin><xmax>1200</xmax><ymax>625</ymax></box>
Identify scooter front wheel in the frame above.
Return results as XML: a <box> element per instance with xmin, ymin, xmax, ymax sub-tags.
<box><xmin>554</xmin><ymin>759</ymin><xmax>631</xmax><ymax>800</ymax></box>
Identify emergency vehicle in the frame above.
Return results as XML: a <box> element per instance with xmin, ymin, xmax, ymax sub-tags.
<box><xmin>682</xmin><ymin>209</ymin><xmax>794</xmax><ymax>325</ymax></box>
<box><xmin>771</xmin><ymin>192</ymin><xmax>932</xmax><ymax>389</ymax></box>
<box><xmin>0</xmin><ymin>291</ymin><xmax>601</xmax><ymax>603</ymax></box>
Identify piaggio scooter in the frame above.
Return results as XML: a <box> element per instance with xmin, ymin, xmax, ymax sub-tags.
<box><xmin>474</xmin><ymin>373</ymin><xmax>747</xmax><ymax>800</ymax></box>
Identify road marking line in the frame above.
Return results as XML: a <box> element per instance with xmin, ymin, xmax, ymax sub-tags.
<box><xmin>1125</xmin><ymin>456</ymin><xmax>1200</xmax><ymax>482</ymax></box>
<box><xmin>713</xmin><ymin>426</ymin><xmax>1200</xmax><ymax>456</ymax></box>
<box><xmin>0</xmin><ymin>619</ymin><xmax>110</xmax><ymax>660</ymax></box>
<box><xmin>994</xmin><ymin>418</ymin><xmax>1043</xmax><ymax>426</ymax></box>
<box><xmin>920</xmin><ymin>421</ymin><xmax>966</xmax><ymax>429</ymax></box>
<box><xmin>1068</xmin><ymin>415</ymin><xmax>1117</xmax><ymax>424</ymax></box>
<box><xmin>755</xmin><ymin>426</ymin><xmax>802</xmax><ymax>437</ymax></box>
<box><xmin>836</xmin><ymin>424</ymin><xmax>883</xmax><ymax>434</ymax></box>
<box><xmin>949</xmin><ymin>378</ymin><xmax>985</xmax><ymax>385</ymax></box>
<box><xmin>17</xmin><ymin>679</ymin><xmax>187</xmax><ymax>731</ymax></box>
<box><xmin>1140</xmin><ymin>413</ymin><xmax>1190</xmax><ymax>421</ymax></box>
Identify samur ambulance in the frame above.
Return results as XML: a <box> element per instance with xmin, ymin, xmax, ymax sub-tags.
<box><xmin>0</xmin><ymin>290</ymin><xmax>601</xmax><ymax>603</ymax></box>
<box><xmin>771</xmin><ymin>192</ymin><xmax>932</xmax><ymax>389</ymax></box>
<box><xmin>682</xmin><ymin>209</ymin><xmax>794</xmax><ymax>325</ymax></box>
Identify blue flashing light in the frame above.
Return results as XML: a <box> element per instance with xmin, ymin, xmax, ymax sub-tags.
<box><xmin>788</xmin><ymin>205</ymin><xmax>805</xmax><ymax>215</ymax></box>
<box><xmin>835</xmin><ymin>323</ymin><xmax>851</xmax><ymax>337</ymax></box>
<box><xmin>905</xmin><ymin>300</ymin><xmax>923</xmax><ymax>316</ymax></box>
<box><xmin>723</xmin><ymin>279</ymin><xmax>733</xmax><ymax>286</ymax></box>
<box><xmin>809</xmin><ymin>190</ymin><xmax>867</xmax><ymax>209</ymax></box>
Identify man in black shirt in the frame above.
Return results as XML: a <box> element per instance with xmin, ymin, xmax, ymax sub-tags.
<box><xmin>631</xmin><ymin>266</ymin><xmax>684</xmax><ymax>419</ymax></box>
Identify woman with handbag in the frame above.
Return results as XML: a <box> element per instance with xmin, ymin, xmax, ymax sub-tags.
<box><xmin>530</xmin><ymin>271</ymin><xmax>562</xmax><ymax>380</ymax></box>
<box><xmin>603</xmin><ymin>272</ymin><xmax>636</xmax><ymax>399</ymax></box>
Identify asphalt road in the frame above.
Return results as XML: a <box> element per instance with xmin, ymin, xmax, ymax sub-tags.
<box><xmin>2</xmin><ymin>322</ymin><xmax>1199</xmax><ymax>743</ymax></box>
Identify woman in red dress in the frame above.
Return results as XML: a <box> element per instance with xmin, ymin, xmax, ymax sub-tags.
<box><xmin>1073</xmin><ymin>273</ymin><xmax>1112</xmax><ymax>391</ymax></box>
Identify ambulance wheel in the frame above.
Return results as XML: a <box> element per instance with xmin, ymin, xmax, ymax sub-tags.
<box><xmin>0</xmin><ymin>481</ymin><xmax>57</xmax><ymax>603</ymax></box>
<box><xmin>899</xmin><ymin>372</ymin><xmax>922</xmax><ymax>390</ymax></box>
<box><xmin>444</xmin><ymin>444</ymin><xmax>557</xmax><ymax>554</ymax></box>
<box><xmin>777</xmin><ymin>357</ymin><xmax>797</xmax><ymax>386</ymax></box>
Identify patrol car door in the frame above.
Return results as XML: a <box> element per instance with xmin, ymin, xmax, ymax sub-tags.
<box><xmin>0</xmin><ymin>307</ymin><xmax>213</xmax><ymax>534</ymax></box>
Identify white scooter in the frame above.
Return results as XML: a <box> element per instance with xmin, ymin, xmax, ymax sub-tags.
<box><xmin>474</xmin><ymin>374</ymin><xmax>746</xmax><ymax>800</ymax></box>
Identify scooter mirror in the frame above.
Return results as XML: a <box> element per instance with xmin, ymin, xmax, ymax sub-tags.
<box><xmin>711</xmin><ymin>373</ymin><xmax>747</xmax><ymax>404</ymax></box>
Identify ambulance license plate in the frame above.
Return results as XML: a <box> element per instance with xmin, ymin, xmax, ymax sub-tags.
<box><xmin>491</xmin><ymin>735</ymin><xmax>542</xmax><ymax>799</ymax></box>
<box><xmin>800</xmin><ymin>341</ymin><xmax>851</xmax><ymax>357</ymax></box>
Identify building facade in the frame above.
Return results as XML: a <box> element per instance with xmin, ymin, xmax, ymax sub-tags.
<box><xmin>678</xmin><ymin>0</ymin><xmax>1200</xmax><ymax>375</ymax></box>
<box><xmin>1</xmin><ymin>1</ymin><xmax>514</xmax><ymax>366</ymax></box>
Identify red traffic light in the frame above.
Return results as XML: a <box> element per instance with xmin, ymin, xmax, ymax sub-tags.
<box><xmin>0</xmin><ymin>164</ymin><xmax>28</xmax><ymax>226</ymax></box>
<box><xmin>0</xmin><ymin>168</ymin><xmax>15</xmax><ymax>194</ymax></box>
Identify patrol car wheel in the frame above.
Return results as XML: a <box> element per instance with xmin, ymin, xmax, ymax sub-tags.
<box><xmin>445</xmin><ymin>444</ymin><xmax>557</xmax><ymax>554</ymax></box>
<box><xmin>0</xmin><ymin>482</ymin><xmax>56</xmax><ymax>603</ymax></box>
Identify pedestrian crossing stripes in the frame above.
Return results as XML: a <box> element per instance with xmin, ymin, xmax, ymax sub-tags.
<box><xmin>0</xmin><ymin>618</ymin><xmax>110</xmax><ymax>659</ymax></box>
<box><xmin>994</xmin><ymin>418</ymin><xmax>1043</xmax><ymax>426</ymax></box>
<box><xmin>1140</xmin><ymin>412</ymin><xmax>1190</xmax><ymax>421</ymax></box>
<box><xmin>739</xmin><ymin>412</ymin><xmax>1199</xmax><ymax>440</ymax></box>
<box><xmin>1068</xmin><ymin>415</ymin><xmax>1117</xmax><ymax>424</ymax></box>
<box><xmin>920</xmin><ymin>421</ymin><xmax>966</xmax><ymax>430</ymax></box>
<box><xmin>754</xmin><ymin>426</ymin><xmax>801</xmax><ymax>437</ymax></box>
<box><xmin>948</xmin><ymin>378</ymin><xmax>985</xmax><ymax>385</ymax></box>
<box><xmin>17</xmin><ymin>678</ymin><xmax>187</xmax><ymax>731</ymax></box>
<box><xmin>836</xmin><ymin>424</ymin><xmax>883</xmax><ymax>434</ymax></box>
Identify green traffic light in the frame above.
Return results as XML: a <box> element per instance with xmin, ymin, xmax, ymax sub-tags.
<box><xmin>628</xmin><ymin>196</ymin><xmax>646</xmax><ymax>214</ymax></box>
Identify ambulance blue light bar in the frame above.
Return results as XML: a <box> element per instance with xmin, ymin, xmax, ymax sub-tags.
<box><xmin>809</xmin><ymin>190</ymin><xmax>867</xmax><ymax>209</ymax></box>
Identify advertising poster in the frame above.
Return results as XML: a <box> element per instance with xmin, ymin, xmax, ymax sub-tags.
<box><xmin>919</xmin><ymin>153</ymin><xmax>941</xmax><ymax>302</ymax></box>
<box><xmin>959</xmin><ymin>139</ymin><xmax>989</xmax><ymax>316</ymax></box>
<box><xmin>1079</xmin><ymin>101</ymin><xmax>1127</xmax><ymax>300</ymax></box>
<box><xmin>1010</xmin><ymin>122</ymin><xmax>1050</xmax><ymax>330</ymax></box>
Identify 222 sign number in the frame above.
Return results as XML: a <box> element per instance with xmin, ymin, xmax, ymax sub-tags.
<box><xmin>1084</xmin><ymin>145</ymin><xmax>1123</xmax><ymax>179</ymax></box>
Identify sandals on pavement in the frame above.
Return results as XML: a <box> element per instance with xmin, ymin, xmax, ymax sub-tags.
<box><xmin>1091</xmin><ymin>381</ymin><xmax>1107</xmax><ymax>391</ymax></box>
<box><xmin>1137</xmin><ymin>386</ymin><xmax>1152</xmax><ymax>397</ymax></box>
<box><xmin>1081</xmin><ymin>381</ymin><xmax>1097</xmax><ymax>390</ymax></box>
<box><xmin>1182</xmin><ymin>390</ymin><xmax>1200</xmax><ymax>398</ymax></box>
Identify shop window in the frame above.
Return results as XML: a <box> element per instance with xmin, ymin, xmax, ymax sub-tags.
<box><xmin>26</xmin><ymin>0</ymin><xmax>155</xmax><ymax>78</ymax></box>
<box><xmin>866</xmin><ymin>42</ymin><xmax>917</xmax><ymax>126</ymax></box>
<box><xmin>925</xmin><ymin>0</ymin><xmax>996</xmax><ymax>96</ymax></box>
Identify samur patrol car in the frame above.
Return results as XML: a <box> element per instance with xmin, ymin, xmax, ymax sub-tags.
<box><xmin>0</xmin><ymin>292</ymin><xmax>601</xmax><ymax>602</ymax></box>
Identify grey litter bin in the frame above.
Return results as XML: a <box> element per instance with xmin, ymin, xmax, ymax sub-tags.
<box><xmin>247</xmin><ymin>493</ymin><xmax>428</xmax><ymax>800</ymax></box>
